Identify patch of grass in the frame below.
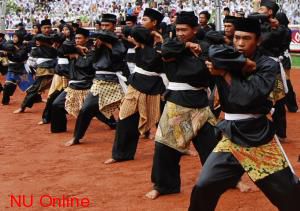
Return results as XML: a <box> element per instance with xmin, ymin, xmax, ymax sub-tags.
<box><xmin>292</xmin><ymin>54</ymin><xmax>300</xmax><ymax>68</ymax></box>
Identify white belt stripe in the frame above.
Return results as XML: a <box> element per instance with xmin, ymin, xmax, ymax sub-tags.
<box><xmin>57</xmin><ymin>58</ymin><xmax>69</xmax><ymax>65</ymax></box>
<box><xmin>36</xmin><ymin>58</ymin><xmax>53</xmax><ymax>65</ymax></box>
<box><xmin>133</xmin><ymin>66</ymin><xmax>160</xmax><ymax>77</ymax></box>
<box><xmin>224</xmin><ymin>113</ymin><xmax>263</xmax><ymax>120</ymax></box>
<box><xmin>167</xmin><ymin>82</ymin><xmax>205</xmax><ymax>91</ymax></box>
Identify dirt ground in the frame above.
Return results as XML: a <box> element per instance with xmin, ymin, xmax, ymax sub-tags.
<box><xmin>0</xmin><ymin>70</ymin><xmax>300</xmax><ymax>211</ymax></box>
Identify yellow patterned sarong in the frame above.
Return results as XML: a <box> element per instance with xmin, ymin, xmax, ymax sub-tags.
<box><xmin>268</xmin><ymin>73</ymin><xmax>286</xmax><ymax>103</ymax></box>
<box><xmin>214</xmin><ymin>136</ymin><xmax>288</xmax><ymax>182</ymax></box>
<box><xmin>90</xmin><ymin>80</ymin><xmax>124</xmax><ymax>118</ymax></box>
<box><xmin>155</xmin><ymin>102</ymin><xmax>217</xmax><ymax>153</ymax></box>
<box><xmin>119</xmin><ymin>85</ymin><xmax>161</xmax><ymax>135</ymax></box>
<box><xmin>48</xmin><ymin>74</ymin><xmax>67</xmax><ymax>97</ymax></box>
<box><xmin>0</xmin><ymin>56</ymin><xmax>9</xmax><ymax>66</ymax></box>
<box><xmin>36</xmin><ymin>67</ymin><xmax>55</xmax><ymax>77</ymax></box>
<box><xmin>64</xmin><ymin>87</ymin><xmax>89</xmax><ymax>117</ymax></box>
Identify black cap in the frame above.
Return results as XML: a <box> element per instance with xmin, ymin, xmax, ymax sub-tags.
<box><xmin>199</xmin><ymin>11</ymin><xmax>211</xmax><ymax>20</ymax></box>
<box><xmin>260</xmin><ymin>0</ymin><xmax>279</xmax><ymax>16</ymax></box>
<box><xmin>143</xmin><ymin>8</ymin><xmax>164</xmax><ymax>24</ymax></box>
<box><xmin>208</xmin><ymin>45</ymin><xmax>247</xmax><ymax>73</ymax></box>
<box><xmin>41</xmin><ymin>19</ymin><xmax>51</xmax><ymax>26</ymax></box>
<box><xmin>51</xmin><ymin>33</ymin><xmax>65</xmax><ymax>43</ymax></box>
<box><xmin>126</xmin><ymin>15</ymin><xmax>137</xmax><ymax>23</ymax></box>
<box><xmin>72</xmin><ymin>22</ymin><xmax>79</xmax><ymax>28</ymax></box>
<box><xmin>248</xmin><ymin>12</ymin><xmax>269</xmax><ymax>24</ymax></box>
<box><xmin>131</xmin><ymin>26</ymin><xmax>153</xmax><ymax>46</ymax></box>
<box><xmin>223</xmin><ymin>15</ymin><xmax>236</xmax><ymax>24</ymax></box>
<box><xmin>276</xmin><ymin>12</ymin><xmax>289</xmax><ymax>26</ymax></box>
<box><xmin>101</xmin><ymin>14</ymin><xmax>117</xmax><ymax>24</ymax></box>
<box><xmin>234</xmin><ymin>18</ymin><xmax>261</xmax><ymax>36</ymax></box>
<box><xmin>94</xmin><ymin>30</ymin><xmax>118</xmax><ymax>44</ymax></box>
<box><xmin>76</xmin><ymin>28</ymin><xmax>90</xmax><ymax>37</ymax></box>
<box><xmin>35</xmin><ymin>33</ymin><xmax>53</xmax><ymax>44</ymax></box>
<box><xmin>176</xmin><ymin>11</ymin><xmax>198</xmax><ymax>27</ymax></box>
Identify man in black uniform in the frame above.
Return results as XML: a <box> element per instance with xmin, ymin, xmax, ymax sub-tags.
<box><xmin>104</xmin><ymin>8</ymin><xmax>165</xmax><ymax>164</ymax></box>
<box><xmin>51</xmin><ymin>28</ymin><xmax>94</xmax><ymax>133</ymax></box>
<box><xmin>0</xmin><ymin>32</ymin><xmax>8</xmax><ymax>94</ymax></box>
<box><xmin>257</xmin><ymin>0</ymin><xmax>289</xmax><ymax>141</ymax></box>
<box><xmin>64</xmin><ymin>29</ymin><xmax>128</xmax><ymax>146</ymax></box>
<box><xmin>146</xmin><ymin>11</ymin><xmax>218</xmax><ymax>200</ymax></box>
<box><xmin>223</xmin><ymin>15</ymin><xmax>236</xmax><ymax>46</ymax></box>
<box><xmin>199</xmin><ymin>11</ymin><xmax>212</xmax><ymax>34</ymax></box>
<box><xmin>38</xmin><ymin>33</ymin><xmax>68</xmax><ymax>125</ymax></box>
<box><xmin>14</xmin><ymin>19</ymin><xmax>56</xmax><ymax>114</ymax></box>
<box><xmin>1</xmin><ymin>31</ymin><xmax>30</xmax><ymax>105</ymax></box>
<box><xmin>189</xmin><ymin>17</ymin><xmax>300</xmax><ymax>211</ymax></box>
<box><xmin>276</xmin><ymin>12</ymin><xmax>298</xmax><ymax>112</ymax></box>
<box><xmin>125</xmin><ymin>15</ymin><xmax>137</xmax><ymax>28</ymax></box>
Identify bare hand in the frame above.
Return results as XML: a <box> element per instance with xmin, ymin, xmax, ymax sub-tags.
<box><xmin>127</xmin><ymin>36</ymin><xmax>137</xmax><ymax>45</ymax></box>
<box><xmin>224</xmin><ymin>36</ymin><xmax>232</xmax><ymax>45</ymax></box>
<box><xmin>95</xmin><ymin>39</ymin><xmax>102</xmax><ymax>48</ymax></box>
<box><xmin>242</xmin><ymin>58</ymin><xmax>256</xmax><ymax>74</ymax></box>
<box><xmin>205</xmin><ymin>61</ymin><xmax>226</xmax><ymax>76</ymax></box>
<box><xmin>186</xmin><ymin>42</ymin><xmax>202</xmax><ymax>57</ymax></box>
<box><xmin>103</xmin><ymin>42</ymin><xmax>112</xmax><ymax>49</ymax></box>
<box><xmin>151</xmin><ymin>31</ymin><xmax>163</xmax><ymax>45</ymax></box>
<box><xmin>76</xmin><ymin>45</ymin><xmax>88</xmax><ymax>55</ymax></box>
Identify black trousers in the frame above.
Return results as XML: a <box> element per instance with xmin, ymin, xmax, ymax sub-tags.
<box><xmin>41</xmin><ymin>90</ymin><xmax>63</xmax><ymax>123</ymax></box>
<box><xmin>51</xmin><ymin>91</ymin><xmax>67</xmax><ymax>133</ymax></box>
<box><xmin>73</xmin><ymin>93</ymin><xmax>115</xmax><ymax>140</ymax></box>
<box><xmin>111</xmin><ymin>98</ymin><xmax>166</xmax><ymax>161</ymax></box>
<box><xmin>272</xmin><ymin>98</ymin><xmax>287</xmax><ymax>138</ymax></box>
<box><xmin>51</xmin><ymin>91</ymin><xmax>114</xmax><ymax>134</ymax></box>
<box><xmin>2</xmin><ymin>82</ymin><xmax>16</xmax><ymax>104</ymax></box>
<box><xmin>21</xmin><ymin>75</ymin><xmax>52</xmax><ymax>109</ymax></box>
<box><xmin>112</xmin><ymin>112</ymin><xmax>140</xmax><ymax>161</ymax></box>
<box><xmin>151</xmin><ymin>122</ymin><xmax>218</xmax><ymax>195</ymax></box>
<box><xmin>286</xmin><ymin>79</ymin><xmax>298</xmax><ymax>112</ymax></box>
<box><xmin>189</xmin><ymin>152</ymin><xmax>300</xmax><ymax>211</ymax></box>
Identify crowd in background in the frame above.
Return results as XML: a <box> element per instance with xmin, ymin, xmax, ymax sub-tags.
<box><xmin>4</xmin><ymin>0</ymin><xmax>300</xmax><ymax>29</ymax></box>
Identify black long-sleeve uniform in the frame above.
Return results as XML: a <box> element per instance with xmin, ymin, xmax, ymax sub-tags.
<box><xmin>20</xmin><ymin>44</ymin><xmax>57</xmax><ymax>110</ymax></box>
<box><xmin>51</xmin><ymin>44</ymin><xmax>95</xmax><ymax>133</ymax></box>
<box><xmin>71</xmin><ymin>40</ymin><xmax>128</xmax><ymax>140</ymax></box>
<box><xmin>189</xmin><ymin>49</ymin><xmax>300</xmax><ymax>211</ymax></box>
<box><xmin>150</xmin><ymin>38</ymin><xmax>218</xmax><ymax>195</ymax></box>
